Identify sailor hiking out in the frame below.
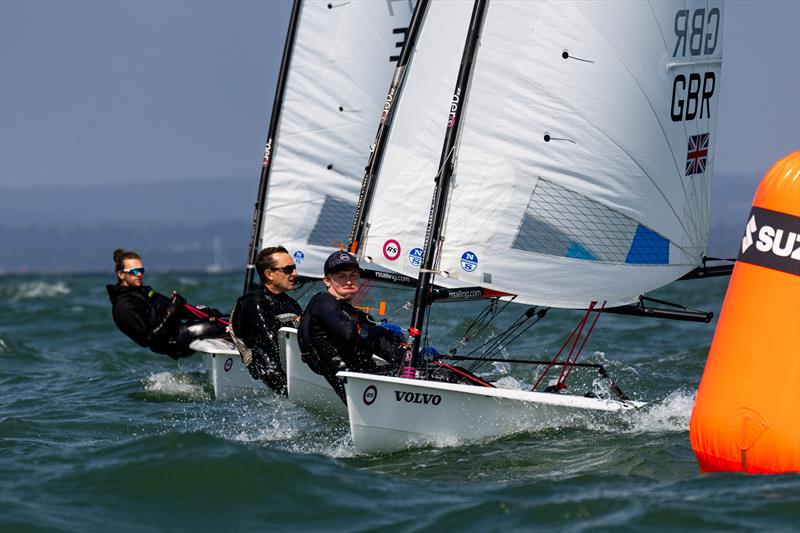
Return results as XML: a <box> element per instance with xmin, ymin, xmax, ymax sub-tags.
<box><xmin>107</xmin><ymin>248</ymin><xmax>226</xmax><ymax>359</ymax></box>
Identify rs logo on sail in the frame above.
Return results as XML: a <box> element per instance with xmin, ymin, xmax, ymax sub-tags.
<box><xmin>395</xmin><ymin>391</ymin><xmax>442</xmax><ymax>406</ymax></box>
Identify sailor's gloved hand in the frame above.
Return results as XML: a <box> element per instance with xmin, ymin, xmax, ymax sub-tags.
<box><xmin>357</xmin><ymin>322</ymin><xmax>380</xmax><ymax>342</ymax></box>
<box><xmin>378</xmin><ymin>322</ymin><xmax>405</xmax><ymax>337</ymax></box>
<box><xmin>420</xmin><ymin>345</ymin><xmax>440</xmax><ymax>361</ymax></box>
<box><xmin>167</xmin><ymin>291</ymin><xmax>187</xmax><ymax>315</ymax></box>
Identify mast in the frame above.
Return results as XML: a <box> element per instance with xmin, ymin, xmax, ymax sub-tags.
<box><xmin>406</xmin><ymin>0</ymin><xmax>489</xmax><ymax>369</ymax></box>
<box><xmin>349</xmin><ymin>0</ymin><xmax>430</xmax><ymax>253</ymax></box>
<box><xmin>243</xmin><ymin>0</ymin><xmax>303</xmax><ymax>294</ymax></box>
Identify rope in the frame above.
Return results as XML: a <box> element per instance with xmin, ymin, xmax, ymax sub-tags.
<box><xmin>351</xmin><ymin>278</ymin><xmax>372</xmax><ymax>306</ymax></box>
<box><xmin>464</xmin><ymin>305</ymin><xmax>546</xmax><ymax>374</ymax></box>
<box><xmin>432</xmin><ymin>360</ymin><xmax>494</xmax><ymax>388</ymax></box>
<box><xmin>532</xmin><ymin>303</ymin><xmax>594</xmax><ymax>391</ymax></box>
<box><xmin>183</xmin><ymin>303</ymin><xmax>229</xmax><ymax>326</ymax></box>
<box><xmin>558</xmin><ymin>301</ymin><xmax>606</xmax><ymax>386</ymax></box>
<box><xmin>552</xmin><ymin>302</ymin><xmax>595</xmax><ymax>388</ymax></box>
<box><xmin>532</xmin><ymin>302</ymin><xmax>606</xmax><ymax>392</ymax></box>
<box><xmin>449</xmin><ymin>297</ymin><xmax>516</xmax><ymax>358</ymax></box>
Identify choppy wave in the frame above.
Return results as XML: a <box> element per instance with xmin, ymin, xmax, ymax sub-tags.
<box><xmin>2</xmin><ymin>280</ymin><xmax>71</xmax><ymax>300</ymax></box>
<box><xmin>625</xmin><ymin>389</ymin><xmax>696</xmax><ymax>433</ymax></box>
<box><xmin>5</xmin><ymin>272</ymin><xmax>799</xmax><ymax>532</ymax></box>
<box><xmin>142</xmin><ymin>371</ymin><xmax>210</xmax><ymax>400</ymax></box>
<box><xmin>195</xmin><ymin>395</ymin><xmax>357</xmax><ymax>458</ymax></box>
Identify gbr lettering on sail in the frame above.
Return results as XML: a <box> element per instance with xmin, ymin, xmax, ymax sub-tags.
<box><xmin>670</xmin><ymin>7</ymin><xmax>720</xmax><ymax>122</ymax></box>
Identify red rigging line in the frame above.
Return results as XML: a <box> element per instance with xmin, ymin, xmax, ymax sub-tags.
<box><xmin>432</xmin><ymin>360</ymin><xmax>493</xmax><ymax>388</ymax></box>
<box><xmin>560</xmin><ymin>301</ymin><xmax>606</xmax><ymax>386</ymax></box>
<box><xmin>532</xmin><ymin>302</ymin><xmax>605</xmax><ymax>392</ymax></box>
<box><xmin>351</xmin><ymin>279</ymin><xmax>372</xmax><ymax>307</ymax></box>
<box><xmin>184</xmin><ymin>303</ymin><xmax>229</xmax><ymax>326</ymax></box>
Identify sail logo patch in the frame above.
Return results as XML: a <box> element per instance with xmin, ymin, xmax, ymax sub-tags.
<box><xmin>685</xmin><ymin>133</ymin><xmax>709</xmax><ymax>176</ymax></box>
<box><xmin>224</xmin><ymin>357</ymin><xmax>233</xmax><ymax>372</ymax></box>
<box><xmin>262</xmin><ymin>138</ymin><xmax>272</xmax><ymax>168</ymax></box>
<box><xmin>380</xmin><ymin>87</ymin><xmax>396</xmax><ymax>124</ymax></box>
<box><xmin>293</xmin><ymin>250</ymin><xmax>305</xmax><ymax>264</ymax></box>
<box><xmin>394</xmin><ymin>390</ymin><xmax>441</xmax><ymax>406</ymax></box>
<box><xmin>738</xmin><ymin>207</ymin><xmax>800</xmax><ymax>276</ymax></box>
<box><xmin>460</xmin><ymin>251</ymin><xmax>478</xmax><ymax>272</ymax></box>
<box><xmin>383</xmin><ymin>239</ymin><xmax>401</xmax><ymax>261</ymax></box>
<box><xmin>372</xmin><ymin>270</ymin><xmax>414</xmax><ymax>284</ymax></box>
<box><xmin>363</xmin><ymin>385</ymin><xmax>377</xmax><ymax>406</ymax></box>
<box><xmin>447</xmin><ymin>87</ymin><xmax>461</xmax><ymax>128</ymax></box>
<box><xmin>408</xmin><ymin>247</ymin><xmax>424</xmax><ymax>267</ymax></box>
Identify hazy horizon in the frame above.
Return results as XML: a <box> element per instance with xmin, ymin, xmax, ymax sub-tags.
<box><xmin>1</xmin><ymin>169</ymin><xmax>760</xmax><ymax>273</ymax></box>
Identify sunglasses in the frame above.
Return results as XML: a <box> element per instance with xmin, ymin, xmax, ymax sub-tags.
<box><xmin>119</xmin><ymin>267</ymin><xmax>145</xmax><ymax>276</ymax></box>
<box><xmin>268</xmin><ymin>264</ymin><xmax>297</xmax><ymax>274</ymax></box>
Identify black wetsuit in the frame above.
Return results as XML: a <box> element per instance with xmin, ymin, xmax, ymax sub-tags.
<box><xmin>231</xmin><ymin>286</ymin><xmax>302</xmax><ymax>395</ymax></box>
<box><xmin>107</xmin><ymin>284</ymin><xmax>193</xmax><ymax>359</ymax></box>
<box><xmin>298</xmin><ymin>292</ymin><xmax>404</xmax><ymax>402</ymax></box>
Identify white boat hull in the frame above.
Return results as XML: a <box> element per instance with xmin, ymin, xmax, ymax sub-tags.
<box><xmin>339</xmin><ymin>371</ymin><xmax>645</xmax><ymax>453</ymax></box>
<box><xmin>281</xmin><ymin>328</ymin><xmax>347</xmax><ymax>418</ymax></box>
<box><xmin>191</xmin><ymin>338</ymin><xmax>261</xmax><ymax>400</ymax></box>
<box><xmin>191</xmin><ymin>330</ymin><xmax>346</xmax><ymax>417</ymax></box>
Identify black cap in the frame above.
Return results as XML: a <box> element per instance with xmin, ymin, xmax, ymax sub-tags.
<box><xmin>324</xmin><ymin>251</ymin><xmax>361</xmax><ymax>275</ymax></box>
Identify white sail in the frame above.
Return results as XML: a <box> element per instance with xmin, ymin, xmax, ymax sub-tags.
<box><xmin>435</xmin><ymin>0</ymin><xmax>723</xmax><ymax>307</ymax></box>
<box><xmin>259</xmin><ymin>0</ymin><xmax>415</xmax><ymax>278</ymax></box>
<box><xmin>358</xmin><ymin>0</ymin><xmax>475</xmax><ymax>279</ymax></box>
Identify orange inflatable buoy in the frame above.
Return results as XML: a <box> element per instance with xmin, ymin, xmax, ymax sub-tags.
<box><xmin>690</xmin><ymin>150</ymin><xmax>800</xmax><ymax>474</ymax></box>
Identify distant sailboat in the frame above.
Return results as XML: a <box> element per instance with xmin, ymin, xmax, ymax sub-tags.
<box><xmin>205</xmin><ymin>236</ymin><xmax>224</xmax><ymax>274</ymax></box>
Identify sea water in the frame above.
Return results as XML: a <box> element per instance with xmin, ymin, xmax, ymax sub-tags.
<box><xmin>1</xmin><ymin>272</ymin><xmax>798</xmax><ymax>532</ymax></box>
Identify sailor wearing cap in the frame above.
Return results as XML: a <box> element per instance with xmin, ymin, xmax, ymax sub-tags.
<box><xmin>298</xmin><ymin>251</ymin><xmax>404</xmax><ymax>402</ymax></box>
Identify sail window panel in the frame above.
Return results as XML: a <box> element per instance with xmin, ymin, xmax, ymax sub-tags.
<box><xmin>512</xmin><ymin>178</ymin><xmax>637</xmax><ymax>263</ymax></box>
<box><xmin>512</xmin><ymin>215</ymin><xmax>573</xmax><ymax>259</ymax></box>
<box><xmin>306</xmin><ymin>195</ymin><xmax>358</xmax><ymax>248</ymax></box>
<box><xmin>625</xmin><ymin>225</ymin><xmax>670</xmax><ymax>265</ymax></box>
<box><xmin>512</xmin><ymin>178</ymin><xmax>668</xmax><ymax>265</ymax></box>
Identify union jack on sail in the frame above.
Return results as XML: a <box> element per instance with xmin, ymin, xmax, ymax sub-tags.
<box><xmin>685</xmin><ymin>133</ymin><xmax>710</xmax><ymax>176</ymax></box>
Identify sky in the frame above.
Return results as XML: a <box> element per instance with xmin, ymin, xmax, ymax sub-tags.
<box><xmin>1</xmin><ymin>0</ymin><xmax>798</xmax><ymax>194</ymax></box>
<box><xmin>1</xmin><ymin>0</ymin><xmax>293</xmax><ymax>189</ymax></box>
